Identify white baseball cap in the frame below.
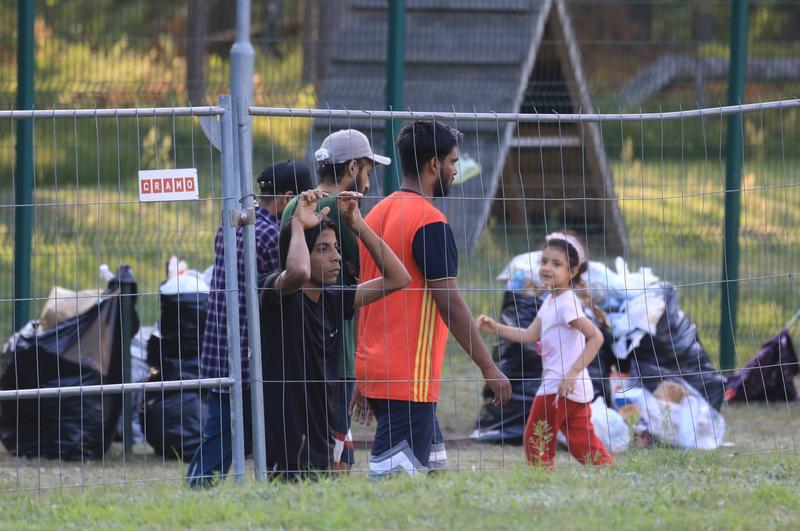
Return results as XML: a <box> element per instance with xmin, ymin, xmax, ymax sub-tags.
<box><xmin>314</xmin><ymin>129</ymin><xmax>391</xmax><ymax>166</ymax></box>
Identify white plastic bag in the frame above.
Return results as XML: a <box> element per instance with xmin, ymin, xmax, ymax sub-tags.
<box><xmin>622</xmin><ymin>384</ymin><xmax>725</xmax><ymax>450</ymax></box>
<box><xmin>590</xmin><ymin>397</ymin><xmax>631</xmax><ymax>454</ymax></box>
<box><xmin>584</xmin><ymin>261</ymin><xmax>627</xmax><ymax>310</ymax></box>
<box><xmin>159</xmin><ymin>269</ymin><xmax>209</xmax><ymax>294</ymax></box>
<box><xmin>556</xmin><ymin>397</ymin><xmax>631</xmax><ymax>454</ymax></box>
<box><xmin>674</xmin><ymin>392</ymin><xmax>726</xmax><ymax>450</ymax></box>
<box><xmin>496</xmin><ymin>251</ymin><xmax>543</xmax><ymax>289</ymax></box>
<box><xmin>614</xmin><ymin>256</ymin><xmax>660</xmax><ymax>295</ymax></box>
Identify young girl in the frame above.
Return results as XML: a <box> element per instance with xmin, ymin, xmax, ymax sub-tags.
<box><xmin>477</xmin><ymin>231</ymin><xmax>612</xmax><ymax>467</ymax></box>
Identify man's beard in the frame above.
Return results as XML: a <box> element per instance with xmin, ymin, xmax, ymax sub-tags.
<box><xmin>433</xmin><ymin>167</ymin><xmax>451</xmax><ymax>198</ymax></box>
<box><xmin>345</xmin><ymin>178</ymin><xmax>366</xmax><ymax>206</ymax></box>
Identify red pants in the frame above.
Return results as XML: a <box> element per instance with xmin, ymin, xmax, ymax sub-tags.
<box><xmin>524</xmin><ymin>394</ymin><xmax>613</xmax><ymax>467</ymax></box>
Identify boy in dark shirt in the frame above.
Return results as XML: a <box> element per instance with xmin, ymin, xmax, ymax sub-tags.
<box><xmin>260</xmin><ymin>189</ymin><xmax>410</xmax><ymax>479</ymax></box>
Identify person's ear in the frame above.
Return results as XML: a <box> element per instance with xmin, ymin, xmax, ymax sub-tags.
<box><xmin>429</xmin><ymin>156</ymin><xmax>440</xmax><ymax>176</ymax></box>
<box><xmin>348</xmin><ymin>160</ymin><xmax>358</xmax><ymax>177</ymax></box>
<box><xmin>280</xmin><ymin>190</ymin><xmax>294</xmax><ymax>208</ymax></box>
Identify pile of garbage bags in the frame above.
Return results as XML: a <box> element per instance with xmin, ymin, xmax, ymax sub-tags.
<box><xmin>473</xmin><ymin>254</ymin><xmax>729</xmax><ymax>451</ymax></box>
<box><xmin>0</xmin><ymin>257</ymin><xmax>213</xmax><ymax>462</ymax></box>
<box><xmin>0</xmin><ymin>267</ymin><xmax>138</xmax><ymax>460</ymax></box>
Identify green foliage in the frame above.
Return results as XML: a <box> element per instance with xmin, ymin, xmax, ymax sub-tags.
<box><xmin>528</xmin><ymin>420</ymin><xmax>554</xmax><ymax>465</ymax></box>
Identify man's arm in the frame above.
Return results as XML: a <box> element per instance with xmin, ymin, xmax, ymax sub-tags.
<box><xmin>352</xmin><ymin>220</ymin><xmax>410</xmax><ymax>308</ymax></box>
<box><xmin>273</xmin><ymin>190</ymin><xmax>330</xmax><ymax>296</ymax></box>
<box><xmin>429</xmin><ymin>278</ymin><xmax>512</xmax><ymax>406</ymax></box>
<box><xmin>336</xmin><ymin>192</ymin><xmax>411</xmax><ymax>309</ymax></box>
<box><xmin>272</xmin><ymin>218</ymin><xmax>311</xmax><ymax>295</ymax></box>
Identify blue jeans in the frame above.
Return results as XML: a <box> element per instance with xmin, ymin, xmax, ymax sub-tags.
<box><xmin>186</xmin><ymin>391</ymin><xmax>252</xmax><ymax>488</ymax></box>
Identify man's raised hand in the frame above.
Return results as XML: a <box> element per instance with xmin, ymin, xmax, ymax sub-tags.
<box><xmin>336</xmin><ymin>191</ymin><xmax>364</xmax><ymax>230</ymax></box>
<box><xmin>294</xmin><ymin>189</ymin><xmax>330</xmax><ymax>229</ymax></box>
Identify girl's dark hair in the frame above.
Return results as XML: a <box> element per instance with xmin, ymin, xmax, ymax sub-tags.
<box><xmin>396</xmin><ymin>120</ymin><xmax>462</xmax><ymax>177</ymax></box>
<box><xmin>543</xmin><ymin>230</ymin><xmax>608</xmax><ymax>326</ymax></box>
<box><xmin>278</xmin><ymin>218</ymin><xmax>338</xmax><ymax>270</ymax></box>
<box><xmin>316</xmin><ymin>157</ymin><xmax>370</xmax><ymax>184</ymax></box>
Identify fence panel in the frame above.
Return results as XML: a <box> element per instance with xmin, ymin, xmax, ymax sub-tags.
<box><xmin>1</xmin><ymin>99</ymin><xmax>799</xmax><ymax>491</ymax></box>
<box><xmin>248</xmin><ymin>100</ymin><xmax>799</xmax><ymax>475</ymax></box>
<box><xmin>0</xmin><ymin>104</ymin><xmax>245</xmax><ymax>492</ymax></box>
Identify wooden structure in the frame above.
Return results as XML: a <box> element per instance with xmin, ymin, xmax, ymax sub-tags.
<box><xmin>311</xmin><ymin>0</ymin><xmax>627</xmax><ymax>255</ymax></box>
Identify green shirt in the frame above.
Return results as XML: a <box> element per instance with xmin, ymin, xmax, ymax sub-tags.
<box><xmin>281</xmin><ymin>194</ymin><xmax>359</xmax><ymax>378</ymax></box>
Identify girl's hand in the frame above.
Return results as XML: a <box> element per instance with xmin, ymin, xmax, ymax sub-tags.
<box><xmin>476</xmin><ymin>315</ymin><xmax>498</xmax><ymax>333</ymax></box>
<box><xmin>557</xmin><ymin>369</ymin><xmax>580</xmax><ymax>397</ymax></box>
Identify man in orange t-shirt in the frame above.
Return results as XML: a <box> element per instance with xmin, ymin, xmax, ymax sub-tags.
<box><xmin>353</xmin><ymin>121</ymin><xmax>511</xmax><ymax>476</ymax></box>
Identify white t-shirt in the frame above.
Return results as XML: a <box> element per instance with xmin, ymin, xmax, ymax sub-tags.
<box><xmin>536</xmin><ymin>289</ymin><xmax>594</xmax><ymax>403</ymax></box>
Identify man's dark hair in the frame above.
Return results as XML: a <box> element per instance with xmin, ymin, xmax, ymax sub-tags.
<box><xmin>257</xmin><ymin>160</ymin><xmax>313</xmax><ymax>197</ymax></box>
<box><xmin>316</xmin><ymin>157</ymin><xmax>370</xmax><ymax>184</ymax></box>
<box><xmin>395</xmin><ymin>121</ymin><xmax>462</xmax><ymax>177</ymax></box>
<box><xmin>278</xmin><ymin>218</ymin><xmax>338</xmax><ymax>269</ymax></box>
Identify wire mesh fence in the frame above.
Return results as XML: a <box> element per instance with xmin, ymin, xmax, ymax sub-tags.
<box><xmin>1</xmin><ymin>103</ymin><xmax>244</xmax><ymax>491</ymax></box>
<box><xmin>1</xmin><ymin>98</ymin><xmax>799</xmax><ymax>491</ymax></box>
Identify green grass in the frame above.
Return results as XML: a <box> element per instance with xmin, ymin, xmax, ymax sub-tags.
<box><xmin>1</xmin><ymin>448</ymin><xmax>799</xmax><ymax>529</ymax></box>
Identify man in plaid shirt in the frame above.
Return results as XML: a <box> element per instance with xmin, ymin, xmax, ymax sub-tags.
<box><xmin>187</xmin><ymin>160</ymin><xmax>312</xmax><ymax>488</ymax></box>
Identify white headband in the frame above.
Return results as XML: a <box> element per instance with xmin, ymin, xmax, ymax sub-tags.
<box><xmin>546</xmin><ymin>232</ymin><xmax>587</xmax><ymax>265</ymax></box>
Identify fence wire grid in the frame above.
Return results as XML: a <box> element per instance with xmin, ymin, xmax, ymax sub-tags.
<box><xmin>1</xmin><ymin>98</ymin><xmax>799</xmax><ymax>492</ymax></box>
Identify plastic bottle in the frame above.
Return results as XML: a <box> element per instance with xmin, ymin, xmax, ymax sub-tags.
<box><xmin>508</xmin><ymin>269</ymin><xmax>527</xmax><ymax>290</ymax></box>
<box><xmin>99</xmin><ymin>264</ymin><xmax>114</xmax><ymax>282</ymax></box>
<box><xmin>609</xmin><ymin>370</ymin><xmax>633</xmax><ymax>409</ymax></box>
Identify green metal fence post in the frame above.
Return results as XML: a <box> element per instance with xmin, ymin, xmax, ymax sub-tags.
<box><xmin>14</xmin><ymin>0</ymin><xmax>35</xmax><ymax>330</ymax></box>
<box><xmin>720</xmin><ymin>0</ymin><xmax>749</xmax><ymax>372</ymax></box>
<box><xmin>384</xmin><ymin>0</ymin><xmax>405</xmax><ymax>196</ymax></box>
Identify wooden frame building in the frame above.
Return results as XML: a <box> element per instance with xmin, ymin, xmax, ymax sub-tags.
<box><xmin>310</xmin><ymin>0</ymin><xmax>627</xmax><ymax>255</ymax></box>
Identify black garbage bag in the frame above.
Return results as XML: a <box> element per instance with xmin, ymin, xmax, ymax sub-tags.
<box><xmin>146</xmin><ymin>292</ymin><xmax>208</xmax><ymax>366</ymax></box>
<box><xmin>725</xmin><ymin>330</ymin><xmax>798</xmax><ymax>403</ymax></box>
<box><xmin>627</xmin><ymin>283</ymin><xmax>726</xmax><ymax>410</ymax></box>
<box><xmin>586</xmin><ymin>323</ymin><xmax>617</xmax><ymax>406</ymax></box>
<box><xmin>140</xmin><ymin>357</ymin><xmax>207</xmax><ymax>462</ymax></box>
<box><xmin>0</xmin><ymin>268</ymin><xmax>138</xmax><ymax>460</ymax></box>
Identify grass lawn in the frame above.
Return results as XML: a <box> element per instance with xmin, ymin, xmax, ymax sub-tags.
<box><xmin>0</xmin><ymin>448</ymin><xmax>799</xmax><ymax>529</ymax></box>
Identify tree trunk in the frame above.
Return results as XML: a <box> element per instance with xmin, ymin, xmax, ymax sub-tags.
<box><xmin>187</xmin><ymin>0</ymin><xmax>208</xmax><ymax>105</ymax></box>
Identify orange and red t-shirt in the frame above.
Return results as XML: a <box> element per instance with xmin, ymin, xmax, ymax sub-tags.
<box><xmin>355</xmin><ymin>190</ymin><xmax>459</xmax><ymax>403</ymax></box>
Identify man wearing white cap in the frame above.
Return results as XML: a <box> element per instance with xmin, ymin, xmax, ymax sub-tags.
<box><xmin>280</xmin><ymin>128</ymin><xmax>390</xmax><ymax>470</ymax></box>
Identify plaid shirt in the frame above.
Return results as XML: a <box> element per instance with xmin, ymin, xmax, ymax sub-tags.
<box><xmin>200</xmin><ymin>207</ymin><xmax>280</xmax><ymax>390</ymax></box>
